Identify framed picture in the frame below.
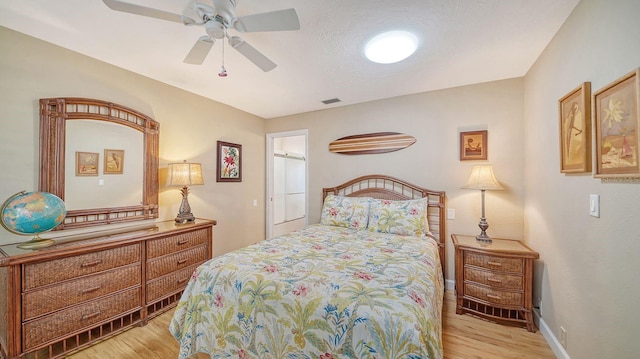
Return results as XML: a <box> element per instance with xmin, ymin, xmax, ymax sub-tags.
<box><xmin>104</xmin><ymin>149</ymin><xmax>124</xmax><ymax>174</ymax></box>
<box><xmin>460</xmin><ymin>130</ymin><xmax>488</xmax><ymax>161</ymax></box>
<box><xmin>559</xmin><ymin>82</ymin><xmax>591</xmax><ymax>173</ymax></box>
<box><xmin>217</xmin><ymin>141</ymin><xmax>242</xmax><ymax>182</ymax></box>
<box><xmin>76</xmin><ymin>151</ymin><xmax>99</xmax><ymax>176</ymax></box>
<box><xmin>594</xmin><ymin>69</ymin><xmax>640</xmax><ymax>178</ymax></box>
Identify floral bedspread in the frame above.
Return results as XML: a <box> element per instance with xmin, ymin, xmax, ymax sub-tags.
<box><xmin>170</xmin><ymin>224</ymin><xmax>444</xmax><ymax>359</ymax></box>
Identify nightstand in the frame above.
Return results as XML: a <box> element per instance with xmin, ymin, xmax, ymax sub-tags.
<box><xmin>451</xmin><ymin>234</ymin><xmax>539</xmax><ymax>332</ymax></box>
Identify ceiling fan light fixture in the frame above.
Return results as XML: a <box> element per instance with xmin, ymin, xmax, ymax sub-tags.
<box><xmin>364</xmin><ymin>30</ymin><xmax>418</xmax><ymax>64</ymax></box>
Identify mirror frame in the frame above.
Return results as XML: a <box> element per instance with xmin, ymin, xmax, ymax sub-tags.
<box><xmin>39</xmin><ymin>97</ymin><xmax>159</xmax><ymax>230</ymax></box>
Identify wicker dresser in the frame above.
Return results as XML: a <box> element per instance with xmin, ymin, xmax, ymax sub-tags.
<box><xmin>451</xmin><ymin>234</ymin><xmax>539</xmax><ymax>332</ymax></box>
<box><xmin>0</xmin><ymin>219</ymin><xmax>215</xmax><ymax>359</ymax></box>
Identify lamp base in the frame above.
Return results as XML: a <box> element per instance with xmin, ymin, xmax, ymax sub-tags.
<box><xmin>175</xmin><ymin>213</ymin><xmax>196</xmax><ymax>224</ymax></box>
<box><xmin>476</xmin><ymin>216</ymin><xmax>492</xmax><ymax>242</ymax></box>
<box><xmin>174</xmin><ymin>186</ymin><xmax>196</xmax><ymax>225</ymax></box>
<box><xmin>475</xmin><ymin>233</ymin><xmax>492</xmax><ymax>242</ymax></box>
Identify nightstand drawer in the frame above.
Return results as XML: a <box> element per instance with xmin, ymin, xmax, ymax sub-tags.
<box><xmin>464</xmin><ymin>282</ymin><xmax>523</xmax><ymax>306</ymax></box>
<box><xmin>464</xmin><ymin>267</ymin><xmax>523</xmax><ymax>290</ymax></box>
<box><xmin>464</xmin><ymin>252</ymin><xmax>523</xmax><ymax>273</ymax></box>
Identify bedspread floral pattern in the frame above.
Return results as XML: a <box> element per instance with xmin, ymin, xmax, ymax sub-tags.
<box><xmin>170</xmin><ymin>224</ymin><xmax>444</xmax><ymax>359</ymax></box>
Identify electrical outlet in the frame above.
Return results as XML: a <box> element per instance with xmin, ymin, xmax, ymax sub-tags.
<box><xmin>560</xmin><ymin>326</ymin><xmax>567</xmax><ymax>349</ymax></box>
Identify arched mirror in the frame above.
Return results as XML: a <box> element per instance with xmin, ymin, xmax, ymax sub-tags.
<box><xmin>39</xmin><ymin>97</ymin><xmax>159</xmax><ymax>230</ymax></box>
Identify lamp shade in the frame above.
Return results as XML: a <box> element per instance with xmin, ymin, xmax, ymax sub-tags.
<box><xmin>168</xmin><ymin>162</ymin><xmax>204</xmax><ymax>187</ymax></box>
<box><xmin>462</xmin><ymin>165</ymin><xmax>503</xmax><ymax>191</ymax></box>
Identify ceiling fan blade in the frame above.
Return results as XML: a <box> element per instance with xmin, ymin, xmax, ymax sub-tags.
<box><xmin>234</xmin><ymin>8</ymin><xmax>300</xmax><ymax>32</ymax></box>
<box><xmin>184</xmin><ymin>36</ymin><xmax>215</xmax><ymax>65</ymax></box>
<box><xmin>103</xmin><ymin>0</ymin><xmax>195</xmax><ymax>24</ymax></box>
<box><xmin>228</xmin><ymin>36</ymin><xmax>277</xmax><ymax>72</ymax></box>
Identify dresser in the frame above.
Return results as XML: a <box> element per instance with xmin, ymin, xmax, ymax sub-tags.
<box><xmin>451</xmin><ymin>234</ymin><xmax>539</xmax><ymax>332</ymax></box>
<box><xmin>0</xmin><ymin>219</ymin><xmax>215</xmax><ymax>359</ymax></box>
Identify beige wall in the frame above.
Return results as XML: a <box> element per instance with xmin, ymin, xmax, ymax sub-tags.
<box><xmin>0</xmin><ymin>27</ymin><xmax>266</xmax><ymax>255</ymax></box>
<box><xmin>524</xmin><ymin>0</ymin><xmax>640</xmax><ymax>357</ymax></box>
<box><xmin>266</xmin><ymin>78</ymin><xmax>526</xmax><ymax>280</ymax></box>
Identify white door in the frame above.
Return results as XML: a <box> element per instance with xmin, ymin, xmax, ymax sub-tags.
<box><xmin>266</xmin><ymin>130</ymin><xmax>308</xmax><ymax>239</ymax></box>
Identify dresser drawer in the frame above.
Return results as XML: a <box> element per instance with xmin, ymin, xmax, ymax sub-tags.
<box><xmin>22</xmin><ymin>264</ymin><xmax>141</xmax><ymax>321</ymax></box>
<box><xmin>22</xmin><ymin>286</ymin><xmax>141</xmax><ymax>350</ymax></box>
<box><xmin>146</xmin><ymin>265</ymin><xmax>198</xmax><ymax>303</ymax></box>
<box><xmin>23</xmin><ymin>244</ymin><xmax>141</xmax><ymax>290</ymax></box>
<box><xmin>147</xmin><ymin>228</ymin><xmax>210</xmax><ymax>259</ymax></box>
<box><xmin>146</xmin><ymin>245</ymin><xmax>208</xmax><ymax>281</ymax></box>
<box><xmin>464</xmin><ymin>282</ymin><xmax>523</xmax><ymax>307</ymax></box>
<box><xmin>463</xmin><ymin>267</ymin><xmax>523</xmax><ymax>290</ymax></box>
<box><xmin>464</xmin><ymin>252</ymin><xmax>523</xmax><ymax>273</ymax></box>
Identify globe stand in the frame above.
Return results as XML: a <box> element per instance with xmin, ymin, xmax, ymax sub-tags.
<box><xmin>17</xmin><ymin>235</ymin><xmax>56</xmax><ymax>249</ymax></box>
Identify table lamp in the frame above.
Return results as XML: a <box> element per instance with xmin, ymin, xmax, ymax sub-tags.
<box><xmin>462</xmin><ymin>165</ymin><xmax>504</xmax><ymax>242</ymax></box>
<box><xmin>168</xmin><ymin>161</ymin><xmax>204</xmax><ymax>224</ymax></box>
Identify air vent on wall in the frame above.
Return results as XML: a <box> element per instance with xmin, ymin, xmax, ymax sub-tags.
<box><xmin>322</xmin><ymin>98</ymin><xmax>341</xmax><ymax>105</ymax></box>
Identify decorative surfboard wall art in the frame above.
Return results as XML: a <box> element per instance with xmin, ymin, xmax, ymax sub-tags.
<box><xmin>328</xmin><ymin>132</ymin><xmax>416</xmax><ymax>155</ymax></box>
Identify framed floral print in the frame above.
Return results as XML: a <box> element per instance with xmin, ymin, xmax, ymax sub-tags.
<box><xmin>460</xmin><ymin>130</ymin><xmax>487</xmax><ymax>161</ymax></box>
<box><xmin>594</xmin><ymin>69</ymin><xmax>640</xmax><ymax>178</ymax></box>
<box><xmin>75</xmin><ymin>151</ymin><xmax>99</xmax><ymax>176</ymax></box>
<box><xmin>217</xmin><ymin>141</ymin><xmax>242</xmax><ymax>182</ymax></box>
<box><xmin>559</xmin><ymin>82</ymin><xmax>591</xmax><ymax>173</ymax></box>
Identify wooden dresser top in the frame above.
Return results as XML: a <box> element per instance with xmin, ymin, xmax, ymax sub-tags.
<box><xmin>0</xmin><ymin>219</ymin><xmax>216</xmax><ymax>266</ymax></box>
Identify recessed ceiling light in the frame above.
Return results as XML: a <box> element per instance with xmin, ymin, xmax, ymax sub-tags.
<box><xmin>364</xmin><ymin>30</ymin><xmax>418</xmax><ymax>64</ymax></box>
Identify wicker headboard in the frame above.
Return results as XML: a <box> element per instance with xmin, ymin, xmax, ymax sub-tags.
<box><xmin>322</xmin><ymin>174</ymin><xmax>446</xmax><ymax>274</ymax></box>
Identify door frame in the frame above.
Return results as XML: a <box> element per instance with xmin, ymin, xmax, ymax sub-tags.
<box><xmin>265</xmin><ymin>129</ymin><xmax>309</xmax><ymax>239</ymax></box>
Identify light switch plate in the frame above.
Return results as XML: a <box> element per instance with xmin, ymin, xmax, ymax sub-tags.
<box><xmin>589</xmin><ymin>194</ymin><xmax>600</xmax><ymax>218</ymax></box>
<box><xmin>447</xmin><ymin>208</ymin><xmax>455</xmax><ymax>220</ymax></box>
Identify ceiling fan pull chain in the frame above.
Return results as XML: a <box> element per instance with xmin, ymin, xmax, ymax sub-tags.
<box><xmin>219</xmin><ymin>29</ymin><xmax>228</xmax><ymax>77</ymax></box>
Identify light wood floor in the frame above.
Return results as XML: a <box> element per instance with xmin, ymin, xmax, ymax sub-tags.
<box><xmin>69</xmin><ymin>291</ymin><xmax>555</xmax><ymax>359</ymax></box>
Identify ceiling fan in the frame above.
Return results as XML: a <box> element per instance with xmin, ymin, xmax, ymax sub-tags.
<box><xmin>102</xmin><ymin>0</ymin><xmax>300</xmax><ymax>72</ymax></box>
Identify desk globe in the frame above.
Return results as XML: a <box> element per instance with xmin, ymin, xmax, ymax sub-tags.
<box><xmin>1</xmin><ymin>191</ymin><xmax>66</xmax><ymax>249</ymax></box>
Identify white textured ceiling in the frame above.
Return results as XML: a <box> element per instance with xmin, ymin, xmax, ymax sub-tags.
<box><xmin>0</xmin><ymin>0</ymin><xmax>580</xmax><ymax>119</ymax></box>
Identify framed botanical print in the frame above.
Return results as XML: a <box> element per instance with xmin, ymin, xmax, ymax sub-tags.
<box><xmin>460</xmin><ymin>130</ymin><xmax>488</xmax><ymax>161</ymax></box>
<box><xmin>75</xmin><ymin>151</ymin><xmax>99</xmax><ymax>176</ymax></box>
<box><xmin>217</xmin><ymin>141</ymin><xmax>242</xmax><ymax>182</ymax></box>
<box><xmin>594</xmin><ymin>69</ymin><xmax>640</xmax><ymax>178</ymax></box>
<box><xmin>559</xmin><ymin>82</ymin><xmax>591</xmax><ymax>173</ymax></box>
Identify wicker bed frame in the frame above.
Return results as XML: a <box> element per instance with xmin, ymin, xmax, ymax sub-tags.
<box><xmin>322</xmin><ymin>174</ymin><xmax>446</xmax><ymax>274</ymax></box>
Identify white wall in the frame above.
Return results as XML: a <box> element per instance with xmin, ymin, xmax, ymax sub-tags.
<box><xmin>266</xmin><ymin>78</ymin><xmax>526</xmax><ymax>280</ymax></box>
<box><xmin>523</xmin><ymin>0</ymin><xmax>640</xmax><ymax>357</ymax></box>
<box><xmin>0</xmin><ymin>27</ymin><xmax>266</xmax><ymax>256</ymax></box>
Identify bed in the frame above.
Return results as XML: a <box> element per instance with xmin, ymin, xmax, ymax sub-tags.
<box><xmin>170</xmin><ymin>175</ymin><xmax>446</xmax><ymax>359</ymax></box>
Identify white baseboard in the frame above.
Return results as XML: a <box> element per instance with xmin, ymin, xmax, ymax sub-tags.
<box><xmin>445</xmin><ymin>279</ymin><xmax>455</xmax><ymax>291</ymax></box>
<box><xmin>533</xmin><ymin>308</ymin><xmax>570</xmax><ymax>359</ymax></box>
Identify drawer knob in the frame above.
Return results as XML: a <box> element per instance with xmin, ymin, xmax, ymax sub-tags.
<box><xmin>177</xmin><ymin>239</ymin><xmax>188</xmax><ymax>245</ymax></box>
<box><xmin>177</xmin><ymin>258</ymin><xmax>188</xmax><ymax>265</ymax></box>
<box><xmin>487</xmin><ymin>261</ymin><xmax>502</xmax><ymax>267</ymax></box>
<box><xmin>81</xmin><ymin>286</ymin><xmax>102</xmax><ymax>295</ymax></box>
<box><xmin>177</xmin><ymin>277</ymin><xmax>189</xmax><ymax>284</ymax></box>
<box><xmin>82</xmin><ymin>311</ymin><xmax>102</xmax><ymax>320</ymax></box>
<box><xmin>486</xmin><ymin>294</ymin><xmax>502</xmax><ymax>301</ymax></box>
<box><xmin>81</xmin><ymin>259</ymin><xmax>103</xmax><ymax>268</ymax></box>
<box><xmin>487</xmin><ymin>277</ymin><xmax>502</xmax><ymax>284</ymax></box>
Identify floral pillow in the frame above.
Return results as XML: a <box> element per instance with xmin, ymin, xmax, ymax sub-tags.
<box><xmin>320</xmin><ymin>195</ymin><xmax>372</xmax><ymax>230</ymax></box>
<box><xmin>367</xmin><ymin>197</ymin><xmax>429</xmax><ymax>237</ymax></box>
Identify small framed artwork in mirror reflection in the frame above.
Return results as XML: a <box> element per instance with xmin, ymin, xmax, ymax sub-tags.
<box><xmin>76</xmin><ymin>151</ymin><xmax>99</xmax><ymax>176</ymax></box>
<box><xmin>104</xmin><ymin>149</ymin><xmax>124</xmax><ymax>174</ymax></box>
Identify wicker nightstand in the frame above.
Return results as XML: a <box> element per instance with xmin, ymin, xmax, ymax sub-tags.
<box><xmin>451</xmin><ymin>234</ymin><xmax>539</xmax><ymax>332</ymax></box>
